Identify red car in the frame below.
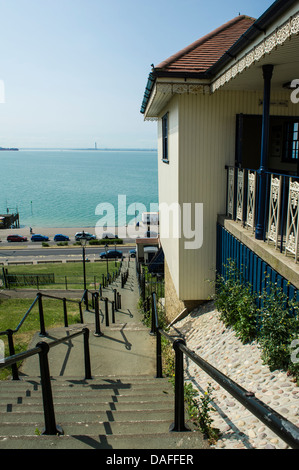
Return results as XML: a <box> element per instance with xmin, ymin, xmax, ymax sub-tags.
<box><xmin>7</xmin><ymin>234</ymin><xmax>28</xmax><ymax>242</ymax></box>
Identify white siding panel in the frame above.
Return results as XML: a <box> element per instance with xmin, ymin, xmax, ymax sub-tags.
<box><xmin>175</xmin><ymin>89</ymin><xmax>298</xmax><ymax>300</ymax></box>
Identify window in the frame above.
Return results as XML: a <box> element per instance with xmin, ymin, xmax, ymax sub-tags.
<box><xmin>162</xmin><ymin>113</ymin><xmax>169</xmax><ymax>163</ymax></box>
<box><xmin>283</xmin><ymin>120</ymin><xmax>299</xmax><ymax>162</ymax></box>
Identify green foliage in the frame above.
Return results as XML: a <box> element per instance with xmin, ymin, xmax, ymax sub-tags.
<box><xmin>215</xmin><ymin>260</ymin><xmax>299</xmax><ymax>382</ymax></box>
<box><xmin>258</xmin><ymin>283</ymin><xmax>299</xmax><ymax>372</ymax></box>
<box><xmin>215</xmin><ymin>260</ymin><xmax>258</xmax><ymax>344</ymax></box>
<box><xmin>89</xmin><ymin>238</ymin><xmax>123</xmax><ymax>245</ymax></box>
<box><xmin>184</xmin><ymin>382</ymin><xmax>220</xmax><ymax>443</ymax></box>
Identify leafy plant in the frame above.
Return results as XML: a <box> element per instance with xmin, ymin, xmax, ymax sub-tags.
<box><xmin>258</xmin><ymin>283</ymin><xmax>299</xmax><ymax>371</ymax></box>
<box><xmin>184</xmin><ymin>382</ymin><xmax>220</xmax><ymax>443</ymax></box>
<box><xmin>215</xmin><ymin>260</ymin><xmax>258</xmax><ymax>343</ymax></box>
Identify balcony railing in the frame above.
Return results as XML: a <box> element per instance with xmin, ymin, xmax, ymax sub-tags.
<box><xmin>225</xmin><ymin>166</ymin><xmax>299</xmax><ymax>263</ymax></box>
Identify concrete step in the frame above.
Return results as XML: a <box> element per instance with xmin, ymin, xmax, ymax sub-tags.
<box><xmin>1</xmin><ymin>399</ymin><xmax>174</xmax><ymax>413</ymax></box>
<box><xmin>0</xmin><ymin>408</ymin><xmax>174</xmax><ymax>424</ymax></box>
<box><xmin>0</xmin><ymin>431</ymin><xmax>209</xmax><ymax>449</ymax></box>
<box><xmin>0</xmin><ymin>417</ymin><xmax>176</xmax><ymax>437</ymax></box>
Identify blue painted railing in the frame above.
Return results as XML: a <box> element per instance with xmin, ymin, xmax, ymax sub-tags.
<box><xmin>216</xmin><ymin>223</ymin><xmax>299</xmax><ymax>305</ymax></box>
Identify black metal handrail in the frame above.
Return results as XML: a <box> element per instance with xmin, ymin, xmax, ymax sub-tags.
<box><xmin>0</xmin><ymin>327</ymin><xmax>91</xmax><ymax>435</ymax></box>
<box><xmin>150</xmin><ymin>292</ymin><xmax>299</xmax><ymax>449</ymax></box>
<box><xmin>0</xmin><ymin>292</ymin><xmax>84</xmax><ymax>380</ymax></box>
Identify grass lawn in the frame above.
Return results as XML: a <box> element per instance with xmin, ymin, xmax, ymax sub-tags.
<box><xmin>0</xmin><ymin>296</ymin><xmax>83</xmax><ymax>379</ymax></box>
<box><xmin>3</xmin><ymin>260</ymin><xmax>120</xmax><ymax>289</ymax></box>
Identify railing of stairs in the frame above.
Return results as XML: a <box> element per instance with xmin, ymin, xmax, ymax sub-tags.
<box><xmin>150</xmin><ymin>292</ymin><xmax>299</xmax><ymax>449</ymax></box>
<box><xmin>0</xmin><ymin>279</ymin><xmax>123</xmax><ymax>380</ymax></box>
<box><xmin>0</xmin><ymin>293</ymin><xmax>84</xmax><ymax>380</ymax></box>
<box><xmin>0</xmin><ymin>327</ymin><xmax>91</xmax><ymax>436</ymax></box>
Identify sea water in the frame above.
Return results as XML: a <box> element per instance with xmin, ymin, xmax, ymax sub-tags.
<box><xmin>0</xmin><ymin>149</ymin><xmax>158</xmax><ymax>228</ymax></box>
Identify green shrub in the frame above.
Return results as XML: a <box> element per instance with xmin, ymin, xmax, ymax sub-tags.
<box><xmin>215</xmin><ymin>260</ymin><xmax>299</xmax><ymax>382</ymax></box>
<box><xmin>215</xmin><ymin>260</ymin><xmax>258</xmax><ymax>344</ymax></box>
<box><xmin>89</xmin><ymin>238</ymin><xmax>123</xmax><ymax>245</ymax></box>
<box><xmin>258</xmin><ymin>284</ymin><xmax>299</xmax><ymax>371</ymax></box>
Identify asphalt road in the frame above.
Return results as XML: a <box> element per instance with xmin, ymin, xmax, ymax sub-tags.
<box><xmin>0</xmin><ymin>245</ymin><xmax>134</xmax><ymax>258</ymax></box>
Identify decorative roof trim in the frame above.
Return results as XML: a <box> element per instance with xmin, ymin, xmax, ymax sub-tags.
<box><xmin>211</xmin><ymin>10</ymin><xmax>299</xmax><ymax>92</ymax></box>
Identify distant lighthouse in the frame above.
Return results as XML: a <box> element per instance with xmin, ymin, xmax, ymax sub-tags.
<box><xmin>95</xmin><ymin>142</ymin><xmax>97</xmax><ymax>150</ymax></box>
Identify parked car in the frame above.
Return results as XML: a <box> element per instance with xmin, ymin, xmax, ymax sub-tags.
<box><xmin>100</xmin><ymin>250</ymin><xmax>123</xmax><ymax>259</ymax></box>
<box><xmin>100</xmin><ymin>232</ymin><xmax>118</xmax><ymax>239</ymax></box>
<box><xmin>54</xmin><ymin>234</ymin><xmax>70</xmax><ymax>241</ymax></box>
<box><xmin>31</xmin><ymin>234</ymin><xmax>49</xmax><ymax>242</ymax></box>
<box><xmin>7</xmin><ymin>234</ymin><xmax>27</xmax><ymax>242</ymax></box>
<box><xmin>129</xmin><ymin>249</ymin><xmax>136</xmax><ymax>258</ymax></box>
<box><xmin>75</xmin><ymin>231</ymin><xmax>96</xmax><ymax>241</ymax></box>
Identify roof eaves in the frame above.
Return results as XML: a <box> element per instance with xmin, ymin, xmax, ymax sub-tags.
<box><xmin>208</xmin><ymin>0</ymin><xmax>297</xmax><ymax>76</ymax></box>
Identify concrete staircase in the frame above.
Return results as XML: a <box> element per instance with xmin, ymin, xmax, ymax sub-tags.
<box><xmin>0</xmin><ymin>374</ymin><xmax>207</xmax><ymax>449</ymax></box>
<box><xmin>0</xmin><ymin>261</ymin><xmax>208</xmax><ymax>449</ymax></box>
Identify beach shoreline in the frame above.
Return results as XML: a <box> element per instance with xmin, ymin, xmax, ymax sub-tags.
<box><xmin>0</xmin><ymin>223</ymin><xmax>159</xmax><ymax>241</ymax></box>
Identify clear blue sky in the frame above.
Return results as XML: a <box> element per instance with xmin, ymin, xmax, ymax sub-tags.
<box><xmin>0</xmin><ymin>0</ymin><xmax>273</xmax><ymax>149</ymax></box>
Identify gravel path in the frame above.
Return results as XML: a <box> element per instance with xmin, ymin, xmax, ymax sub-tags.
<box><xmin>172</xmin><ymin>301</ymin><xmax>299</xmax><ymax>449</ymax></box>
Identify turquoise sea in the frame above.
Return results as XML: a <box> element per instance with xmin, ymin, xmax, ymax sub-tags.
<box><xmin>0</xmin><ymin>149</ymin><xmax>158</xmax><ymax>228</ymax></box>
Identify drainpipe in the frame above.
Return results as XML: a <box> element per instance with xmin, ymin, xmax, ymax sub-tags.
<box><xmin>255</xmin><ymin>64</ymin><xmax>273</xmax><ymax>241</ymax></box>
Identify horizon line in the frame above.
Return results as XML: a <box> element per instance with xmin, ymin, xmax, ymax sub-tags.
<box><xmin>18</xmin><ymin>147</ymin><xmax>158</xmax><ymax>151</ymax></box>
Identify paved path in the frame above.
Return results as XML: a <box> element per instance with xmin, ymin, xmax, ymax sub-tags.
<box><xmin>20</xmin><ymin>259</ymin><xmax>157</xmax><ymax>379</ymax></box>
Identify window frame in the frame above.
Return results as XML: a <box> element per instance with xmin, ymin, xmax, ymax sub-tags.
<box><xmin>282</xmin><ymin>119</ymin><xmax>299</xmax><ymax>163</ymax></box>
<box><xmin>162</xmin><ymin>112</ymin><xmax>169</xmax><ymax>163</ymax></box>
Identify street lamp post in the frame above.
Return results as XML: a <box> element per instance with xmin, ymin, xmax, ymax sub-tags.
<box><xmin>105</xmin><ymin>243</ymin><xmax>109</xmax><ymax>283</ymax></box>
<box><xmin>114</xmin><ymin>242</ymin><xmax>117</xmax><ymax>267</ymax></box>
<box><xmin>80</xmin><ymin>231</ymin><xmax>88</xmax><ymax>309</ymax></box>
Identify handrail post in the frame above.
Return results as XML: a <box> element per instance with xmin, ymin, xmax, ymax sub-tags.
<box><xmin>63</xmin><ymin>298</ymin><xmax>68</xmax><ymax>327</ymax></box>
<box><xmin>113</xmin><ymin>289</ymin><xmax>118</xmax><ymax>311</ymax></box>
<box><xmin>38</xmin><ymin>293</ymin><xmax>47</xmax><ymax>337</ymax></box>
<box><xmin>93</xmin><ymin>292</ymin><xmax>103</xmax><ymax>337</ymax></box>
<box><xmin>104</xmin><ymin>298</ymin><xmax>109</xmax><ymax>326</ymax></box>
<box><xmin>150</xmin><ymin>295</ymin><xmax>155</xmax><ymax>335</ymax></box>
<box><xmin>84</xmin><ymin>289</ymin><xmax>88</xmax><ymax>311</ymax></box>
<box><xmin>36</xmin><ymin>341</ymin><xmax>63</xmax><ymax>436</ymax></box>
<box><xmin>83</xmin><ymin>328</ymin><xmax>92</xmax><ymax>379</ymax></box>
<box><xmin>6</xmin><ymin>329</ymin><xmax>19</xmax><ymax>381</ymax></box>
<box><xmin>79</xmin><ymin>301</ymin><xmax>83</xmax><ymax>323</ymax></box>
<box><xmin>112</xmin><ymin>301</ymin><xmax>115</xmax><ymax>323</ymax></box>
<box><xmin>169</xmin><ymin>338</ymin><xmax>190</xmax><ymax>433</ymax></box>
<box><xmin>156</xmin><ymin>328</ymin><xmax>163</xmax><ymax>379</ymax></box>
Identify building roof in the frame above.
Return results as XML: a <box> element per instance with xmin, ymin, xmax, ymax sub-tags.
<box><xmin>154</xmin><ymin>15</ymin><xmax>256</xmax><ymax>76</ymax></box>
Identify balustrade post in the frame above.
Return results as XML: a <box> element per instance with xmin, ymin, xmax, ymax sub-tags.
<box><xmin>79</xmin><ymin>302</ymin><xmax>83</xmax><ymax>323</ymax></box>
<box><xmin>112</xmin><ymin>301</ymin><xmax>115</xmax><ymax>323</ymax></box>
<box><xmin>83</xmin><ymin>328</ymin><xmax>92</xmax><ymax>379</ymax></box>
<box><xmin>6</xmin><ymin>329</ymin><xmax>19</xmax><ymax>381</ymax></box>
<box><xmin>104</xmin><ymin>298</ymin><xmax>109</xmax><ymax>326</ymax></box>
<box><xmin>38</xmin><ymin>293</ymin><xmax>47</xmax><ymax>337</ymax></box>
<box><xmin>169</xmin><ymin>339</ymin><xmax>190</xmax><ymax>433</ymax></box>
<box><xmin>93</xmin><ymin>292</ymin><xmax>103</xmax><ymax>337</ymax></box>
<box><xmin>36</xmin><ymin>341</ymin><xmax>63</xmax><ymax>436</ymax></box>
<box><xmin>63</xmin><ymin>298</ymin><xmax>68</xmax><ymax>327</ymax></box>
<box><xmin>150</xmin><ymin>295</ymin><xmax>155</xmax><ymax>336</ymax></box>
<box><xmin>156</xmin><ymin>328</ymin><xmax>162</xmax><ymax>379</ymax></box>
<box><xmin>114</xmin><ymin>289</ymin><xmax>118</xmax><ymax>311</ymax></box>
